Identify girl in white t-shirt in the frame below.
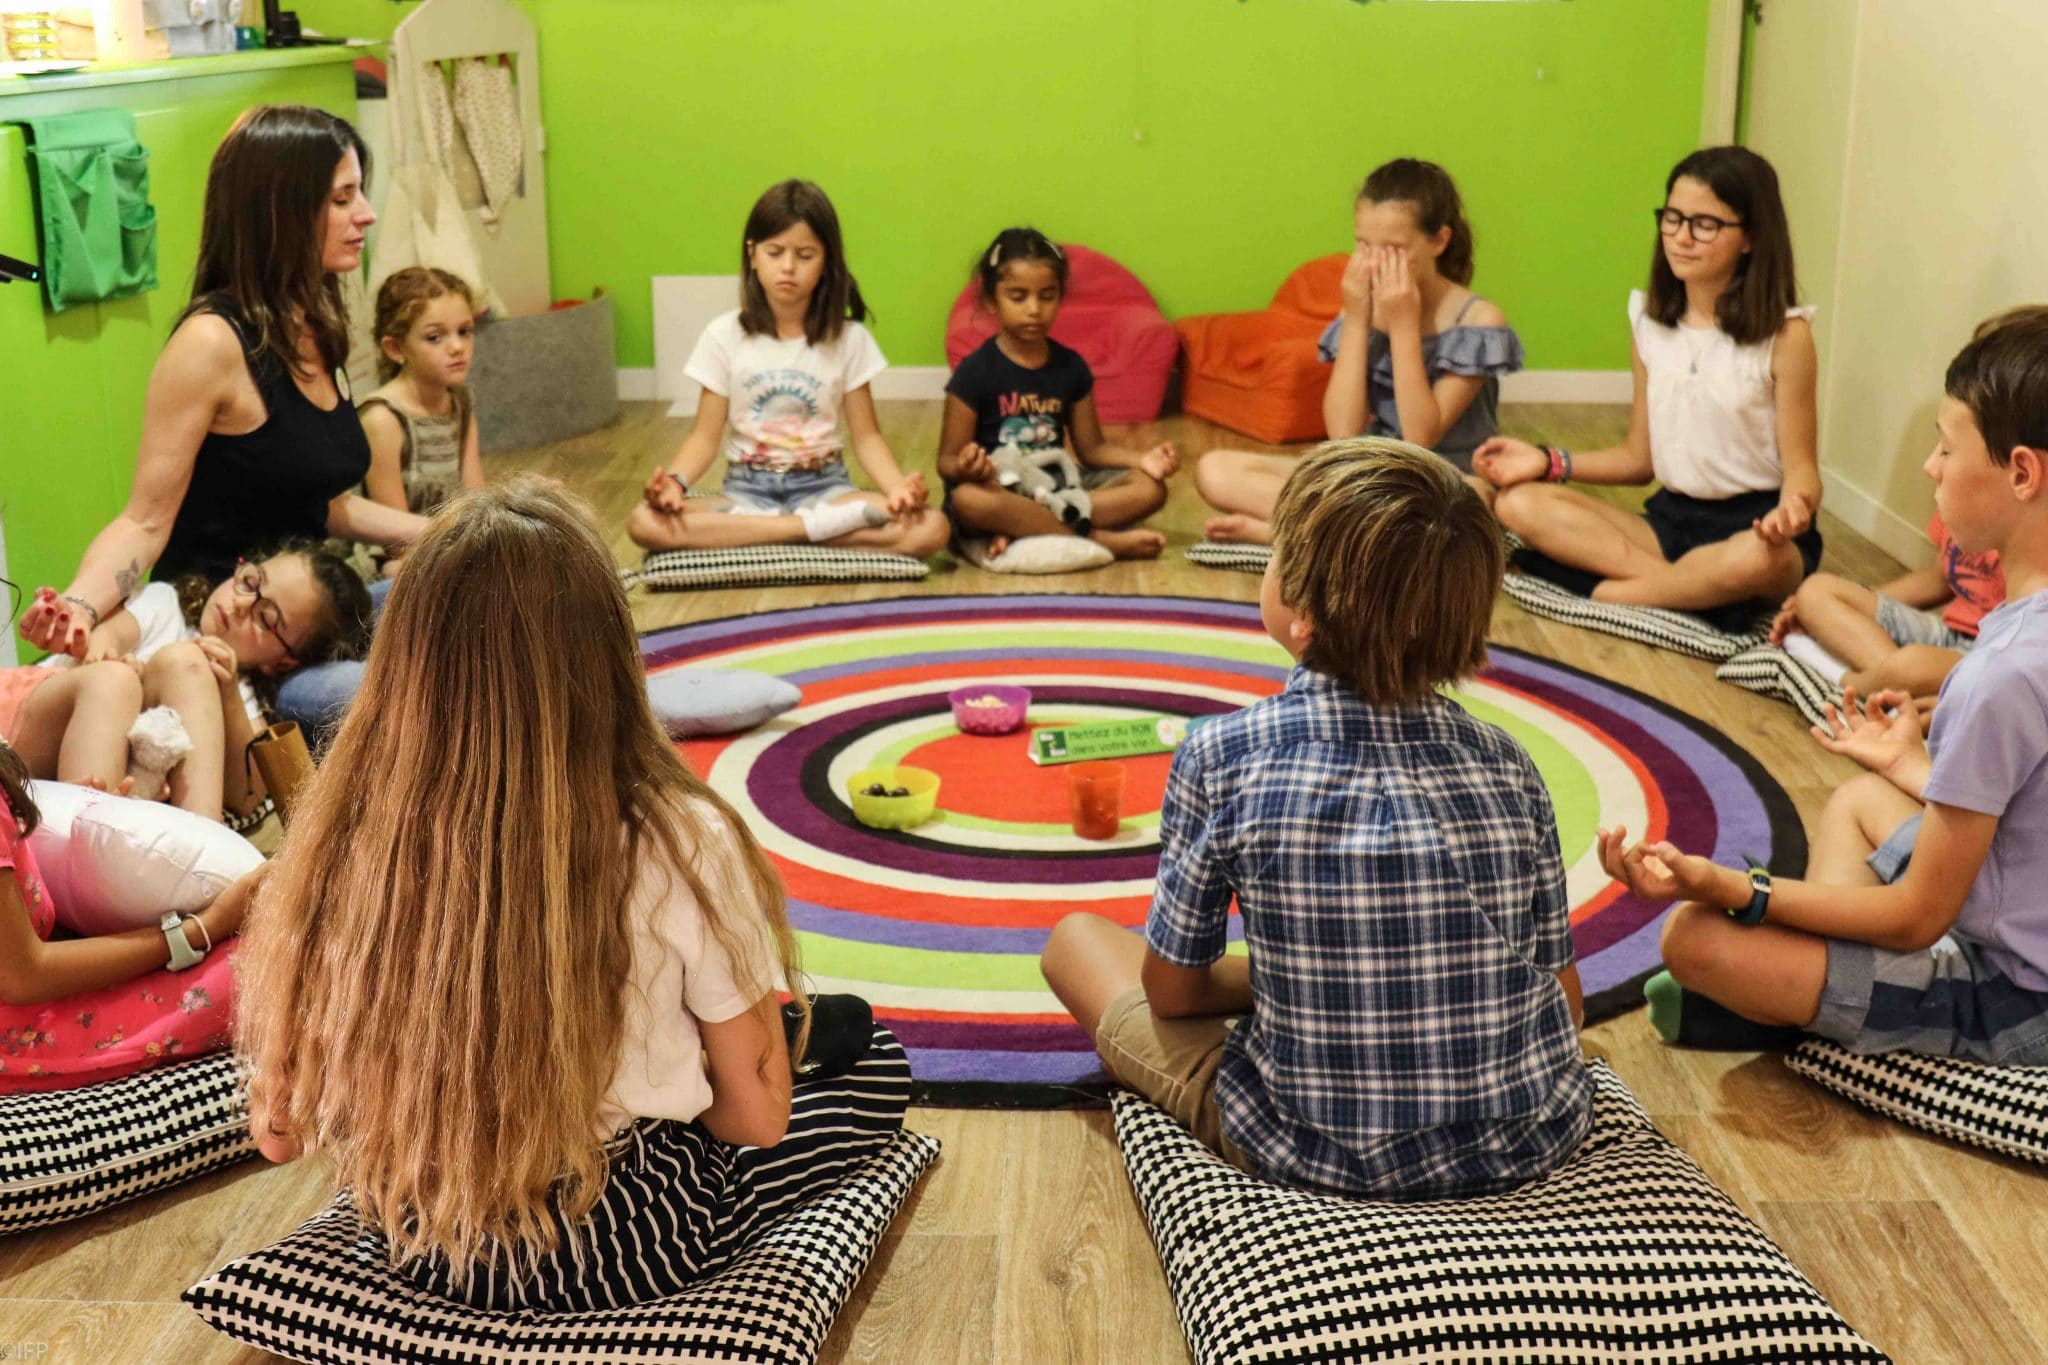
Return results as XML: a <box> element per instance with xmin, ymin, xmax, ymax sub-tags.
<box><xmin>1475</xmin><ymin>147</ymin><xmax>1822</xmax><ymax>624</ymax></box>
<box><xmin>628</xmin><ymin>180</ymin><xmax>948</xmax><ymax>558</ymax></box>
<box><xmin>238</xmin><ymin>479</ymin><xmax>909</xmax><ymax>1311</ymax></box>
<box><xmin>0</xmin><ymin>544</ymin><xmax>370</xmax><ymax>821</ymax></box>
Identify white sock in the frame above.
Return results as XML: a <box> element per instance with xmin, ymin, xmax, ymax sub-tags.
<box><xmin>800</xmin><ymin>500</ymin><xmax>887</xmax><ymax>543</ymax></box>
<box><xmin>1784</xmin><ymin>632</ymin><xmax>1850</xmax><ymax>685</ymax></box>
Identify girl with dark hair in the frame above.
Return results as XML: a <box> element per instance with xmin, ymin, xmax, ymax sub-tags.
<box><xmin>0</xmin><ymin>544</ymin><xmax>370</xmax><ymax>821</ymax></box>
<box><xmin>937</xmin><ymin>228</ymin><xmax>1178</xmax><ymax>561</ymax></box>
<box><xmin>1199</xmin><ymin>159</ymin><xmax>1523</xmax><ymax>545</ymax></box>
<box><xmin>1477</xmin><ymin>147</ymin><xmax>1821</xmax><ymax>624</ymax></box>
<box><xmin>17</xmin><ymin>105</ymin><xmax>427</xmax><ymax>662</ymax></box>
<box><xmin>629</xmin><ymin>181</ymin><xmax>948</xmax><ymax>557</ymax></box>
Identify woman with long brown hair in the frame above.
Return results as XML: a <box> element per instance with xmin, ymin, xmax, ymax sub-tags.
<box><xmin>236</xmin><ymin>477</ymin><xmax>909</xmax><ymax>1310</ymax></box>
<box><xmin>18</xmin><ymin>105</ymin><xmax>427</xmax><ymax>661</ymax></box>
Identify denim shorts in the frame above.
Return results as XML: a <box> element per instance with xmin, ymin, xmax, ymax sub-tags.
<box><xmin>722</xmin><ymin>459</ymin><xmax>857</xmax><ymax>515</ymax></box>
<box><xmin>1874</xmin><ymin>596</ymin><xmax>1977</xmax><ymax>653</ymax></box>
<box><xmin>1823</xmin><ymin>810</ymin><xmax>2048</xmax><ymax>1063</ymax></box>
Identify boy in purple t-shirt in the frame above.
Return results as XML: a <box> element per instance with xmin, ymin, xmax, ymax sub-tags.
<box><xmin>1607</xmin><ymin>305</ymin><xmax>2048</xmax><ymax>1064</ymax></box>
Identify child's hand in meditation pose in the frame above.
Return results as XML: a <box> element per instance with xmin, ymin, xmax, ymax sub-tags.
<box><xmin>1139</xmin><ymin>442</ymin><xmax>1179</xmax><ymax>482</ymax></box>
<box><xmin>951</xmin><ymin>442</ymin><xmax>998</xmax><ymax>485</ymax></box>
<box><xmin>885</xmin><ymin>472</ymin><xmax>929</xmax><ymax>517</ymax></box>
<box><xmin>1471</xmin><ymin>436</ymin><xmax>1550</xmax><ymax>489</ymax></box>
<box><xmin>1597</xmin><ymin>825</ymin><xmax>1745</xmax><ymax>909</ymax></box>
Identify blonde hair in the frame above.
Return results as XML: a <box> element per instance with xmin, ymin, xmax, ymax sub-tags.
<box><xmin>372</xmin><ymin>266</ymin><xmax>477</xmax><ymax>381</ymax></box>
<box><xmin>1270</xmin><ymin>437</ymin><xmax>1501</xmax><ymax>705</ymax></box>
<box><xmin>235</xmin><ymin>477</ymin><xmax>806</xmax><ymax>1286</ymax></box>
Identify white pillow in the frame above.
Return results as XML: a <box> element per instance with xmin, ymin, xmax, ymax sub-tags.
<box><xmin>24</xmin><ymin>782</ymin><xmax>263</xmax><ymax>937</ymax></box>
<box><xmin>960</xmin><ymin>534</ymin><xmax>1114</xmax><ymax>575</ymax></box>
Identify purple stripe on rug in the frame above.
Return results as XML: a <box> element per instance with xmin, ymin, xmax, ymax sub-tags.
<box><xmin>907</xmin><ymin>1046</ymin><xmax>1105</xmax><ymax>1085</ymax></box>
<box><xmin>766</xmin><ymin>646</ymin><xmax>1292</xmax><ymax>689</ymax></box>
<box><xmin>789</xmin><ymin>898</ymin><xmax>1245</xmax><ymax>953</ymax></box>
<box><xmin>882</xmin><ymin>1018</ymin><xmax>1096</xmax><ymax>1053</ymax></box>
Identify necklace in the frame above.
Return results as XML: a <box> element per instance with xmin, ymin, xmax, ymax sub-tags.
<box><xmin>1681</xmin><ymin>324</ymin><xmax>1715</xmax><ymax>377</ymax></box>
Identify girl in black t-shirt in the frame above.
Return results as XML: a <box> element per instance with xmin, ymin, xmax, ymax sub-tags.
<box><xmin>938</xmin><ymin>229</ymin><xmax>1179</xmax><ymax>561</ymax></box>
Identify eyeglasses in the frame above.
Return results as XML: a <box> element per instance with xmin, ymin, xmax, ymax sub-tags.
<box><xmin>232</xmin><ymin>558</ymin><xmax>298</xmax><ymax>659</ymax></box>
<box><xmin>1654</xmin><ymin>208</ymin><xmax>1744</xmax><ymax>243</ymax></box>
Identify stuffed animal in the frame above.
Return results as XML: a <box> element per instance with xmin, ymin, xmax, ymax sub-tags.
<box><xmin>124</xmin><ymin>706</ymin><xmax>193</xmax><ymax>803</ymax></box>
<box><xmin>989</xmin><ymin>441</ymin><xmax>1093</xmax><ymax>535</ymax></box>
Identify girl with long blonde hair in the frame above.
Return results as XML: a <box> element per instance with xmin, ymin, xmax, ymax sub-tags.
<box><xmin>235</xmin><ymin>477</ymin><xmax>908</xmax><ymax>1310</ymax></box>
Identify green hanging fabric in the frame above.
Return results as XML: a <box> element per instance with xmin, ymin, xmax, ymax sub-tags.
<box><xmin>16</xmin><ymin>108</ymin><xmax>158</xmax><ymax>313</ymax></box>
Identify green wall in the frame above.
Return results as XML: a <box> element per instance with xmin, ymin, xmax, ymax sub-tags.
<box><xmin>0</xmin><ymin>51</ymin><xmax>358</xmax><ymax>625</ymax></box>
<box><xmin>306</xmin><ymin>0</ymin><xmax>1708</xmax><ymax>371</ymax></box>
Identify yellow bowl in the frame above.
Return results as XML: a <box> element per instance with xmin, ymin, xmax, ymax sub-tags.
<box><xmin>848</xmin><ymin>765</ymin><xmax>940</xmax><ymax>830</ymax></box>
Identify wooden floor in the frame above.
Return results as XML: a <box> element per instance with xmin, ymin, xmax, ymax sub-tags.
<box><xmin>4</xmin><ymin>401</ymin><xmax>2041</xmax><ymax>1364</ymax></box>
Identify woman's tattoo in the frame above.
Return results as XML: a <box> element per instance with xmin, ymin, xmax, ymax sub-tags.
<box><xmin>114</xmin><ymin>559</ymin><xmax>142</xmax><ymax>600</ymax></box>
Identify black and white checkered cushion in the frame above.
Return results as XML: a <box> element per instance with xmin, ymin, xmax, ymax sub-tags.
<box><xmin>1504</xmin><ymin>573</ymin><xmax>1766</xmax><ymax>663</ymax></box>
<box><xmin>1115</xmin><ymin>1060</ymin><xmax>1885</xmax><ymax>1364</ymax></box>
<box><xmin>1184</xmin><ymin>541</ymin><xmax>1272</xmax><ymax>573</ymax></box>
<box><xmin>1717</xmin><ymin>643</ymin><xmax>1843</xmax><ymax>727</ymax></box>
<box><xmin>629</xmin><ymin>545</ymin><xmax>930</xmax><ymax>592</ymax></box>
<box><xmin>0</xmin><ymin>1053</ymin><xmax>254</xmax><ymax>1235</ymax></box>
<box><xmin>184</xmin><ymin>1128</ymin><xmax>940</xmax><ymax>1365</ymax></box>
<box><xmin>1786</xmin><ymin>1039</ymin><xmax>2048</xmax><ymax>1165</ymax></box>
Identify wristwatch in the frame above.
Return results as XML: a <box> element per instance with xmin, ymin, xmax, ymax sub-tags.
<box><xmin>1729</xmin><ymin>856</ymin><xmax>1772</xmax><ymax>927</ymax></box>
<box><xmin>161</xmin><ymin>912</ymin><xmax>206</xmax><ymax>971</ymax></box>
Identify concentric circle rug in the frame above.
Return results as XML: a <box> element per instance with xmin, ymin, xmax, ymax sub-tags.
<box><xmin>642</xmin><ymin>594</ymin><xmax>1804</xmax><ymax>1107</ymax></box>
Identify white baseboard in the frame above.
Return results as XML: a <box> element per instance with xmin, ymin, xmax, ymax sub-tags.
<box><xmin>1498</xmin><ymin>370</ymin><xmax>1632</xmax><ymax>404</ymax></box>
<box><xmin>622</xmin><ymin>365</ymin><xmax>1629</xmax><ymax>410</ymax></box>
<box><xmin>617</xmin><ymin>367</ymin><xmax>656</xmax><ymax>402</ymax></box>
<box><xmin>1819</xmin><ymin>467</ymin><xmax>1935</xmax><ymax>568</ymax></box>
<box><xmin>870</xmin><ymin>365</ymin><xmax>950</xmax><ymax>401</ymax></box>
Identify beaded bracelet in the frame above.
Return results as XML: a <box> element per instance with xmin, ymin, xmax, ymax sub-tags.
<box><xmin>1545</xmin><ymin>446</ymin><xmax>1574</xmax><ymax>484</ymax></box>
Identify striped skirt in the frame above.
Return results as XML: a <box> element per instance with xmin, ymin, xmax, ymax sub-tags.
<box><xmin>395</xmin><ymin>1024</ymin><xmax>913</xmax><ymax>1312</ymax></box>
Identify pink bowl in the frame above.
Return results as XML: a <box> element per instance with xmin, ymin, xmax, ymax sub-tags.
<box><xmin>948</xmin><ymin>684</ymin><xmax>1031</xmax><ymax>736</ymax></box>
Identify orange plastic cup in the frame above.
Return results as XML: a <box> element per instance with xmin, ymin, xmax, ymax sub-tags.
<box><xmin>1066</xmin><ymin>762</ymin><xmax>1125</xmax><ymax>840</ymax></box>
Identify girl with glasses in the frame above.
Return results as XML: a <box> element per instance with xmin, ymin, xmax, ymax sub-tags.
<box><xmin>1475</xmin><ymin>146</ymin><xmax>1821</xmax><ymax>630</ymax></box>
<box><xmin>0</xmin><ymin>543</ymin><xmax>370</xmax><ymax>822</ymax></box>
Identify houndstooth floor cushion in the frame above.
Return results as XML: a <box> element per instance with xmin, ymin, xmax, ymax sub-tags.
<box><xmin>1786</xmin><ymin>1039</ymin><xmax>2048</xmax><ymax>1165</ymax></box>
<box><xmin>1503</xmin><ymin>574</ymin><xmax>1768</xmax><ymax>663</ymax></box>
<box><xmin>629</xmin><ymin>545</ymin><xmax>931</xmax><ymax>592</ymax></box>
<box><xmin>0</xmin><ymin>1053</ymin><xmax>254</xmax><ymax>1235</ymax></box>
<box><xmin>184</xmin><ymin>1129</ymin><xmax>940</xmax><ymax>1365</ymax></box>
<box><xmin>1716</xmin><ymin>644</ymin><xmax>1843</xmax><ymax>728</ymax></box>
<box><xmin>1185</xmin><ymin>541</ymin><xmax>1273</xmax><ymax>573</ymax></box>
<box><xmin>1115</xmin><ymin>1060</ymin><xmax>1887</xmax><ymax>1365</ymax></box>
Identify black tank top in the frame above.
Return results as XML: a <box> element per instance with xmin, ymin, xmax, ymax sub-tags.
<box><xmin>155</xmin><ymin>296</ymin><xmax>371</xmax><ymax>583</ymax></box>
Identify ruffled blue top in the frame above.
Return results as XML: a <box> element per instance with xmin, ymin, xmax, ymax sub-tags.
<box><xmin>1318</xmin><ymin>300</ymin><xmax>1525</xmax><ymax>468</ymax></box>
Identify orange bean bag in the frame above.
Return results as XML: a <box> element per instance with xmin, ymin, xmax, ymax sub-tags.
<box><xmin>1175</xmin><ymin>255</ymin><xmax>1348</xmax><ymax>445</ymax></box>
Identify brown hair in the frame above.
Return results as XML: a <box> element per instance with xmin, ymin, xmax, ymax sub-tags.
<box><xmin>372</xmin><ymin>267</ymin><xmax>478</xmax><ymax>382</ymax></box>
<box><xmin>0</xmin><ymin>739</ymin><xmax>38</xmax><ymax>838</ymax></box>
<box><xmin>171</xmin><ymin>539</ymin><xmax>373</xmax><ymax>685</ymax></box>
<box><xmin>182</xmin><ymin>105</ymin><xmax>368</xmax><ymax>382</ymax></box>
<box><xmin>1946</xmin><ymin>305</ymin><xmax>2048</xmax><ymax>467</ymax></box>
<box><xmin>1646</xmin><ymin>146</ymin><xmax>1799</xmax><ymax>347</ymax></box>
<box><xmin>235</xmin><ymin>478</ymin><xmax>807</xmax><ymax>1286</ymax></box>
<box><xmin>1360</xmin><ymin>159</ymin><xmax>1475</xmax><ymax>287</ymax></box>
<box><xmin>738</xmin><ymin>180</ymin><xmax>868</xmax><ymax>345</ymax></box>
<box><xmin>1270</xmin><ymin>437</ymin><xmax>1501</xmax><ymax>705</ymax></box>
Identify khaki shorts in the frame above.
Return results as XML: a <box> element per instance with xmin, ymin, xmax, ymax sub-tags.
<box><xmin>1097</xmin><ymin>986</ymin><xmax>1255</xmax><ymax>1174</ymax></box>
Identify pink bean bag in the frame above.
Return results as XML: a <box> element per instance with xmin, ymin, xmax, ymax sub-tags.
<box><xmin>1</xmin><ymin>798</ymin><xmax>236</xmax><ymax>1094</ymax></box>
<box><xmin>944</xmin><ymin>244</ymin><xmax>1177</xmax><ymax>425</ymax></box>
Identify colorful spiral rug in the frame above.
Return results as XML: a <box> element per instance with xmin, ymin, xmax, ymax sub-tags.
<box><xmin>643</xmin><ymin>594</ymin><xmax>1804</xmax><ymax>1106</ymax></box>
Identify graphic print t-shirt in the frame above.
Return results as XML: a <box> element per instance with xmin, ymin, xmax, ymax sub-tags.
<box><xmin>1929</xmin><ymin>512</ymin><xmax>2005</xmax><ymax>638</ymax></box>
<box><xmin>684</xmin><ymin>311</ymin><xmax>888</xmax><ymax>472</ymax></box>
<box><xmin>945</xmin><ymin>336</ymin><xmax>1095</xmax><ymax>460</ymax></box>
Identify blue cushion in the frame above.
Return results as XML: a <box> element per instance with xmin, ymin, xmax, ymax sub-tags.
<box><xmin>645</xmin><ymin>669</ymin><xmax>800</xmax><ymax>738</ymax></box>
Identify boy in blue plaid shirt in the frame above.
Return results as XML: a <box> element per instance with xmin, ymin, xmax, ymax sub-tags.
<box><xmin>1042</xmin><ymin>438</ymin><xmax>1593</xmax><ymax>1197</ymax></box>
